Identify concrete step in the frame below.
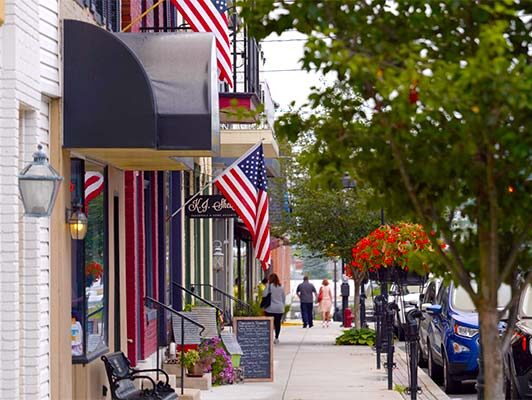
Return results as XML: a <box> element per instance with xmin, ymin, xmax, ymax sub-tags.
<box><xmin>176</xmin><ymin>388</ymin><xmax>201</xmax><ymax>400</ymax></box>
<box><xmin>173</xmin><ymin>373</ymin><xmax>212</xmax><ymax>390</ymax></box>
<box><xmin>163</xmin><ymin>364</ymin><xmax>212</xmax><ymax>390</ymax></box>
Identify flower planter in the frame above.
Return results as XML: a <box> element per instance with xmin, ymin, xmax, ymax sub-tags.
<box><xmin>368</xmin><ymin>266</ymin><xmax>427</xmax><ymax>285</ymax></box>
<box><xmin>186</xmin><ymin>363</ymin><xmax>204</xmax><ymax>377</ymax></box>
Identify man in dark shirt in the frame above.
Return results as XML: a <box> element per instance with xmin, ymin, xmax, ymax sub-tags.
<box><xmin>296</xmin><ymin>276</ymin><xmax>317</xmax><ymax>328</ymax></box>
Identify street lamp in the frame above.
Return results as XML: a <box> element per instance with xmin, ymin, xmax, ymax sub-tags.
<box><xmin>18</xmin><ymin>145</ymin><xmax>63</xmax><ymax>217</ymax></box>
<box><xmin>341</xmin><ymin>172</ymin><xmax>356</xmax><ymax>189</ymax></box>
<box><xmin>213</xmin><ymin>240</ymin><xmax>224</xmax><ymax>272</ymax></box>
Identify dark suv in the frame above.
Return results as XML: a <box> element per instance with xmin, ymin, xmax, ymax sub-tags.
<box><xmin>504</xmin><ymin>284</ymin><xmax>532</xmax><ymax>399</ymax></box>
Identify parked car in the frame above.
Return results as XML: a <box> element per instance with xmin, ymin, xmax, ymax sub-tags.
<box><xmin>425</xmin><ymin>281</ymin><xmax>511</xmax><ymax>394</ymax></box>
<box><xmin>418</xmin><ymin>277</ymin><xmax>443</xmax><ymax>366</ymax></box>
<box><xmin>388</xmin><ymin>283</ymin><xmax>423</xmax><ymax>340</ymax></box>
<box><xmin>504</xmin><ymin>284</ymin><xmax>532</xmax><ymax>399</ymax></box>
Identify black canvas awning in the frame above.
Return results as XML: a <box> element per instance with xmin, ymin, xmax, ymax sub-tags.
<box><xmin>63</xmin><ymin>20</ymin><xmax>219</xmax><ymax>170</ymax></box>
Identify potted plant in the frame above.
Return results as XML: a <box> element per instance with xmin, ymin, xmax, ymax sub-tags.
<box><xmin>180</xmin><ymin>349</ymin><xmax>203</xmax><ymax>377</ymax></box>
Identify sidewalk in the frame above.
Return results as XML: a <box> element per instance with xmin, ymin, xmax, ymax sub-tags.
<box><xmin>201</xmin><ymin>322</ymin><xmax>402</xmax><ymax>400</ymax></box>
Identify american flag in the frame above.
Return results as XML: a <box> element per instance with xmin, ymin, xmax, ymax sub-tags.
<box><xmin>85</xmin><ymin>171</ymin><xmax>104</xmax><ymax>213</ymax></box>
<box><xmin>214</xmin><ymin>143</ymin><xmax>271</xmax><ymax>269</ymax></box>
<box><xmin>172</xmin><ymin>0</ymin><xmax>233</xmax><ymax>87</ymax></box>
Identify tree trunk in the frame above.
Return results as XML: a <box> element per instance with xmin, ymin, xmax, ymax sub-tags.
<box><xmin>478</xmin><ymin>304</ymin><xmax>504</xmax><ymax>399</ymax></box>
<box><xmin>353</xmin><ymin>279</ymin><xmax>361</xmax><ymax>329</ymax></box>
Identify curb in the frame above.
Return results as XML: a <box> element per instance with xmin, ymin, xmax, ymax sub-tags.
<box><xmin>393</xmin><ymin>347</ymin><xmax>450</xmax><ymax>400</ymax></box>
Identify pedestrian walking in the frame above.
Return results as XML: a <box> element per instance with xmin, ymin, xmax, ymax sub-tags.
<box><xmin>296</xmin><ymin>276</ymin><xmax>317</xmax><ymax>328</ymax></box>
<box><xmin>263</xmin><ymin>273</ymin><xmax>286</xmax><ymax>344</ymax></box>
<box><xmin>318</xmin><ymin>279</ymin><xmax>333</xmax><ymax>327</ymax></box>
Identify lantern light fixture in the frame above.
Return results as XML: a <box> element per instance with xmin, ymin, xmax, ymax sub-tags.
<box><xmin>341</xmin><ymin>172</ymin><xmax>356</xmax><ymax>189</ymax></box>
<box><xmin>213</xmin><ymin>240</ymin><xmax>224</xmax><ymax>272</ymax></box>
<box><xmin>68</xmin><ymin>204</ymin><xmax>88</xmax><ymax>240</ymax></box>
<box><xmin>18</xmin><ymin>145</ymin><xmax>63</xmax><ymax>217</ymax></box>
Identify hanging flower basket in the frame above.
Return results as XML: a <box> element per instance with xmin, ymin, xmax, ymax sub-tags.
<box><xmin>350</xmin><ymin>223</ymin><xmax>438</xmax><ymax>284</ymax></box>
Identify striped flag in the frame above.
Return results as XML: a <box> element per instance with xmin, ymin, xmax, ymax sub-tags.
<box><xmin>84</xmin><ymin>171</ymin><xmax>104</xmax><ymax>213</ymax></box>
<box><xmin>172</xmin><ymin>0</ymin><xmax>233</xmax><ymax>87</ymax></box>
<box><xmin>214</xmin><ymin>142</ymin><xmax>271</xmax><ymax>269</ymax></box>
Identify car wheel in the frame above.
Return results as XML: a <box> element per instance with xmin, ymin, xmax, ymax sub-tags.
<box><xmin>443</xmin><ymin>352</ymin><xmax>461</xmax><ymax>394</ymax></box>
<box><xmin>418</xmin><ymin>340</ymin><xmax>427</xmax><ymax>367</ymax></box>
<box><xmin>427</xmin><ymin>341</ymin><xmax>442</xmax><ymax>383</ymax></box>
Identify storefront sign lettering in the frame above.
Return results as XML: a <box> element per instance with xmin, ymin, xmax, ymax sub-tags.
<box><xmin>185</xmin><ymin>195</ymin><xmax>237</xmax><ymax>218</ymax></box>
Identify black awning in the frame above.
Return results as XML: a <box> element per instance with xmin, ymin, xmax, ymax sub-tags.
<box><xmin>63</xmin><ymin>19</ymin><xmax>219</xmax><ymax>156</ymax></box>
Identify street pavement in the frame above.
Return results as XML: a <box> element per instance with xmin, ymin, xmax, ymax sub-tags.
<box><xmin>201</xmin><ymin>321</ymin><xmax>449</xmax><ymax>400</ymax></box>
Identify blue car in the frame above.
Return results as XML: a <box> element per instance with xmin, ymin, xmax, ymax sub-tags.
<box><xmin>425</xmin><ymin>282</ymin><xmax>510</xmax><ymax>394</ymax></box>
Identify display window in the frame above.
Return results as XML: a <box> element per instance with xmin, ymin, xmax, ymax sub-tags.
<box><xmin>71</xmin><ymin>159</ymin><xmax>109</xmax><ymax>363</ymax></box>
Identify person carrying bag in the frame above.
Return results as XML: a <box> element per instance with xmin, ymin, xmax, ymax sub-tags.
<box><xmin>262</xmin><ymin>274</ymin><xmax>286</xmax><ymax>344</ymax></box>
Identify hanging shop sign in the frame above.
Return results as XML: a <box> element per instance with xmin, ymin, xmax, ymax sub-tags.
<box><xmin>185</xmin><ymin>194</ymin><xmax>237</xmax><ymax>218</ymax></box>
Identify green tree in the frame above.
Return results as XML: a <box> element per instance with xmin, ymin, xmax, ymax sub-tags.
<box><xmin>292</xmin><ymin>246</ymin><xmax>332</xmax><ymax>280</ymax></box>
<box><xmin>288</xmin><ymin>163</ymin><xmax>380</xmax><ymax>327</ymax></box>
<box><xmin>240</xmin><ymin>1</ymin><xmax>532</xmax><ymax>397</ymax></box>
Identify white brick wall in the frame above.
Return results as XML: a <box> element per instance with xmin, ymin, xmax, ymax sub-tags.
<box><xmin>0</xmin><ymin>0</ymin><xmax>58</xmax><ymax>397</ymax></box>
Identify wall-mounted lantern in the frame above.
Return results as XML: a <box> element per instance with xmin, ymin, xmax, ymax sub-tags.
<box><xmin>213</xmin><ymin>240</ymin><xmax>224</xmax><ymax>272</ymax></box>
<box><xmin>67</xmin><ymin>204</ymin><xmax>88</xmax><ymax>240</ymax></box>
<box><xmin>18</xmin><ymin>145</ymin><xmax>63</xmax><ymax>217</ymax></box>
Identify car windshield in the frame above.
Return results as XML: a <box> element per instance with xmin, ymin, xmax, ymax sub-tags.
<box><xmin>452</xmin><ymin>282</ymin><xmax>512</xmax><ymax>312</ymax></box>
<box><xmin>392</xmin><ymin>285</ymin><xmax>420</xmax><ymax>295</ymax></box>
<box><xmin>521</xmin><ymin>285</ymin><xmax>532</xmax><ymax>318</ymax></box>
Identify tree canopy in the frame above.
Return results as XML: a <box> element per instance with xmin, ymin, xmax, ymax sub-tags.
<box><xmin>240</xmin><ymin>1</ymin><xmax>531</xmax><ymax>397</ymax></box>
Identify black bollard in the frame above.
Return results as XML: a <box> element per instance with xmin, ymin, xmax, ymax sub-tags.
<box><xmin>385</xmin><ymin>302</ymin><xmax>399</xmax><ymax>390</ymax></box>
<box><xmin>405</xmin><ymin>308</ymin><xmax>423</xmax><ymax>400</ymax></box>
<box><xmin>374</xmin><ymin>295</ymin><xmax>385</xmax><ymax>370</ymax></box>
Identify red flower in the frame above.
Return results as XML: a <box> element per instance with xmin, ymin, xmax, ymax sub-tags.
<box><xmin>350</xmin><ymin>223</ymin><xmax>440</xmax><ymax>273</ymax></box>
<box><xmin>409</xmin><ymin>87</ymin><xmax>419</xmax><ymax>104</ymax></box>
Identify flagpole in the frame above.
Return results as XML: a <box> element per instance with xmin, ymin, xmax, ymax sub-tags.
<box><xmin>166</xmin><ymin>180</ymin><xmax>214</xmax><ymax>222</ymax></box>
<box><xmin>167</xmin><ymin>140</ymin><xmax>264</xmax><ymax>222</ymax></box>
<box><xmin>121</xmin><ymin>0</ymin><xmax>166</xmax><ymax>32</ymax></box>
<box><xmin>212</xmin><ymin>139</ymin><xmax>264</xmax><ymax>185</ymax></box>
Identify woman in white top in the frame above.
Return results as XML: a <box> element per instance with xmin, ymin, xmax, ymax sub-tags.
<box><xmin>263</xmin><ymin>273</ymin><xmax>286</xmax><ymax>344</ymax></box>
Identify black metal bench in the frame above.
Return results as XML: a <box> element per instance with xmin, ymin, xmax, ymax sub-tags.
<box><xmin>102</xmin><ymin>352</ymin><xmax>178</xmax><ymax>400</ymax></box>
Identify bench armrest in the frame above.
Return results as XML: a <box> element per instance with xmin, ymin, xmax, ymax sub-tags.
<box><xmin>115</xmin><ymin>374</ymin><xmax>157</xmax><ymax>396</ymax></box>
<box><xmin>131</xmin><ymin>368</ymin><xmax>170</xmax><ymax>385</ymax></box>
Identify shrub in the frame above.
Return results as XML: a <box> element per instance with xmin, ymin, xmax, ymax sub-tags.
<box><xmin>335</xmin><ymin>328</ymin><xmax>376</xmax><ymax>346</ymax></box>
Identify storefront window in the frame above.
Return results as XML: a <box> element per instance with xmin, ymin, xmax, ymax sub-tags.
<box><xmin>71</xmin><ymin>159</ymin><xmax>109</xmax><ymax>363</ymax></box>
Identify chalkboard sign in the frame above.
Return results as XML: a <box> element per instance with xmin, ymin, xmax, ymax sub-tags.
<box><xmin>234</xmin><ymin>317</ymin><xmax>273</xmax><ymax>382</ymax></box>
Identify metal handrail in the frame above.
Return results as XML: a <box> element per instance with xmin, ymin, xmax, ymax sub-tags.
<box><xmin>172</xmin><ymin>281</ymin><xmax>224</xmax><ymax>316</ymax></box>
<box><xmin>144</xmin><ymin>296</ymin><xmax>205</xmax><ymax>334</ymax></box>
<box><xmin>191</xmin><ymin>283</ymin><xmax>252</xmax><ymax>312</ymax></box>
<box><xmin>144</xmin><ymin>296</ymin><xmax>205</xmax><ymax>396</ymax></box>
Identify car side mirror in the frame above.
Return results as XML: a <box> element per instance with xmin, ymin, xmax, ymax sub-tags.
<box><xmin>421</xmin><ymin>303</ymin><xmax>432</xmax><ymax>311</ymax></box>
<box><xmin>427</xmin><ymin>304</ymin><xmax>442</xmax><ymax>315</ymax></box>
